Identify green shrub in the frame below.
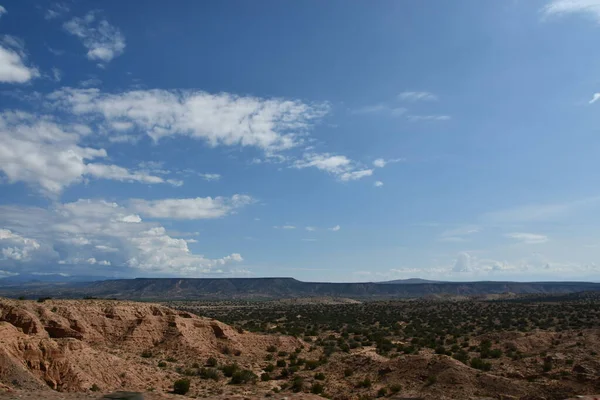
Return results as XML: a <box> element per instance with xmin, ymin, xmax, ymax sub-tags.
<box><xmin>357</xmin><ymin>378</ymin><xmax>372</xmax><ymax>388</ymax></box>
<box><xmin>206</xmin><ymin>356</ymin><xmax>218</xmax><ymax>367</ymax></box>
<box><xmin>377</xmin><ymin>387</ymin><xmax>387</xmax><ymax>397</ymax></box>
<box><xmin>141</xmin><ymin>350</ymin><xmax>153</xmax><ymax>358</ymax></box>
<box><xmin>199</xmin><ymin>367</ymin><xmax>220</xmax><ymax>381</ymax></box>
<box><xmin>311</xmin><ymin>383</ymin><xmax>325</xmax><ymax>394</ymax></box>
<box><xmin>314</xmin><ymin>372</ymin><xmax>326</xmax><ymax>381</ymax></box>
<box><xmin>276</xmin><ymin>359</ymin><xmax>286</xmax><ymax>368</ymax></box>
<box><xmin>267</xmin><ymin>345</ymin><xmax>277</xmax><ymax>352</ymax></box>
<box><xmin>261</xmin><ymin>372</ymin><xmax>271</xmax><ymax>381</ymax></box>
<box><xmin>291</xmin><ymin>376</ymin><xmax>304</xmax><ymax>392</ymax></box>
<box><xmin>425</xmin><ymin>375</ymin><xmax>437</xmax><ymax>386</ymax></box>
<box><xmin>165</xmin><ymin>356</ymin><xmax>177</xmax><ymax>362</ymax></box>
<box><xmin>470</xmin><ymin>358</ymin><xmax>491</xmax><ymax>371</ymax></box>
<box><xmin>389</xmin><ymin>384</ymin><xmax>402</xmax><ymax>393</ymax></box>
<box><xmin>157</xmin><ymin>361</ymin><xmax>167</xmax><ymax>368</ymax></box>
<box><xmin>221</xmin><ymin>363</ymin><xmax>239</xmax><ymax>377</ymax></box>
<box><xmin>230</xmin><ymin>369</ymin><xmax>258</xmax><ymax>384</ymax></box>
<box><xmin>90</xmin><ymin>384</ymin><xmax>100</xmax><ymax>392</ymax></box>
<box><xmin>305</xmin><ymin>360</ymin><xmax>319</xmax><ymax>370</ymax></box>
<box><xmin>344</xmin><ymin>368</ymin><xmax>353</xmax><ymax>377</ymax></box>
<box><xmin>264</xmin><ymin>364</ymin><xmax>275</xmax><ymax>372</ymax></box>
<box><xmin>173</xmin><ymin>378</ymin><xmax>190</xmax><ymax>395</ymax></box>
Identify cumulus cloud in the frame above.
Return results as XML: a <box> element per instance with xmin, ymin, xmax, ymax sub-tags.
<box><xmin>0</xmin><ymin>112</ymin><xmax>166</xmax><ymax>195</ymax></box>
<box><xmin>130</xmin><ymin>195</ymin><xmax>253</xmax><ymax>220</ymax></box>
<box><xmin>590</xmin><ymin>93</ymin><xmax>600</xmax><ymax>104</ymax></box>
<box><xmin>63</xmin><ymin>11</ymin><xmax>125</xmax><ymax>63</ymax></box>
<box><xmin>373</xmin><ymin>158</ymin><xmax>404</xmax><ymax>168</ymax></box>
<box><xmin>48</xmin><ymin>88</ymin><xmax>328</xmax><ymax>151</ymax></box>
<box><xmin>329</xmin><ymin>225</ymin><xmax>341</xmax><ymax>232</ymax></box>
<box><xmin>0</xmin><ymin>229</ymin><xmax>40</xmax><ymax>261</ymax></box>
<box><xmin>0</xmin><ymin>200</ymin><xmax>244</xmax><ymax>275</ymax></box>
<box><xmin>0</xmin><ymin>6</ymin><xmax>6</xmax><ymax>18</ymax></box>
<box><xmin>293</xmin><ymin>152</ymin><xmax>373</xmax><ymax>181</ymax></box>
<box><xmin>0</xmin><ymin>36</ymin><xmax>40</xmax><ymax>83</ymax></box>
<box><xmin>543</xmin><ymin>0</ymin><xmax>600</xmax><ymax>22</ymax></box>
<box><xmin>374</xmin><ymin>181</ymin><xmax>384</xmax><ymax>187</ymax></box>
<box><xmin>339</xmin><ymin>169</ymin><xmax>373</xmax><ymax>181</ymax></box>
<box><xmin>305</xmin><ymin>226</ymin><xmax>316</xmax><ymax>231</ymax></box>
<box><xmin>398</xmin><ymin>91</ymin><xmax>438</xmax><ymax>102</ymax></box>
<box><xmin>293</xmin><ymin>153</ymin><xmax>351</xmax><ymax>173</ymax></box>
<box><xmin>505</xmin><ymin>232</ymin><xmax>549</xmax><ymax>244</ymax></box>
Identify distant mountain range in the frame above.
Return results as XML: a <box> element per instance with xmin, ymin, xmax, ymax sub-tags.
<box><xmin>379</xmin><ymin>278</ymin><xmax>441</xmax><ymax>284</ymax></box>
<box><xmin>0</xmin><ymin>273</ymin><xmax>110</xmax><ymax>286</ymax></box>
<box><xmin>0</xmin><ymin>277</ymin><xmax>599</xmax><ymax>300</ymax></box>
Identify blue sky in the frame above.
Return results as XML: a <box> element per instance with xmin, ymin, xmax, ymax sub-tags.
<box><xmin>1</xmin><ymin>0</ymin><xmax>600</xmax><ymax>282</ymax></box>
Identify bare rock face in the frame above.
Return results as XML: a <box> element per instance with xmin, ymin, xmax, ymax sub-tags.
<box><xmin>0</xmin><ymin>298</ymin><xmax>304</xmax><ymax>395</ymax></box>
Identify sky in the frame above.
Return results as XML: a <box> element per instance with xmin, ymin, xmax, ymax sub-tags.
<box><xmin>2</xmin><ymin>0</ymin><xmax>600</xmax><ymax>282</ymax></box>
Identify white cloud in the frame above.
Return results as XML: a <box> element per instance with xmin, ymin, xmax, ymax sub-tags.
<box><xmin>374</xmin><ymin>181</ymin><xmax>384</xmax><ymax>187</ymax></box>
<box><xmin>439</xmin><ymin>226</ymin><xmax>480</xmax><ymax>242</ymax></box>
<box><xmin>329</xmin><ymin>225</ymin><xmax>341</xmax><ymax>232</ymax></box>
<box><xmin>86</xmin><ymin>163</ymin><xmax>168</xmax><ymax>185</ymax></box>
<box><xmin>0</xmin><ymin>111</ymin><xmax>166</xmax><ymax>195</ymax></box>
<box><xmin>373</xmin><ymin>159</ymin><xmax>386</xmax><ymax>168</ymax></box>
<box><xmin>505</xmin><ymin>232</ymin><xmax>549</xmax><ymax>244</ymax></box>
<box><xmin>293</xmin><ymin>152</ymin><xmax>372</xmax><ymax>181</ymax></box>
<box><xmin>294</xmin><ymin>153</ymin><xmax>351</xmax><ymax>173</ymax></box>
<box><xmin>0</xmin><ymin>42</ymin><xmax>39</xmax><ymax>83</ymax></box>
<box><xmin>63</xmin><ymin>12</ymin><xmax>125</xmax><ymax>63</ymax></box>
<box><xmin>373</xmin><ymin>158</ymin><xmax>404</xmax><ymax>168</ymax></box>
<box><xmin>398</xmin><ymin>91</ymin><xmax>438</xmax><ymax>102</ymax></box>
<box><xmin>0</xmin><ymin>200</ymin><xmax>244</xmax><ymax>275</ymax></box>
<box><xmin>407</xmin><ymin>115</ymin><xmax>451</xmax><ymax>122</ymax></box>
<box><xmin>339</xmin><ymin>169</ymin><xmax>373</xmax><ymax>181</ymax></box>
<box><xmin>47</xmin><ymin>47</ymin><xmax>64</xmax><ymax>56</ymax></box>
<box><xmin>282</xmin><ymin>225</ymin><xmax>296</xmax><ymax>230</ymax></box>
<box><xmin>199</xmin><ymin>173</ymin><xmax>221</xmax><ymax>181</ymax></box>
<box><xmin>51</xmin><ymin>67</ymin><xmax>62</xmax><ymax>82</ymax></box>
<box><xmin>0</xmin><ymin>5</ymin><xmax>5</xmax><ymax>18</ymax></box>
<box><xmin>108</xmin><ymin>134</ymin><xmax>139</xmax><ymax>144</ymax></box>
<box><xmin>590</xmin><ymin>93</ymin><xmax>600</xmax><ymax>104</ymax></box>
<box><xmin>305</xmin><ymin>226</ymin><xmax>316</xmax><ymax>231</ymax></box>
<box><xmin>481</xmin><ymin>196</ymin><xmax>600</xmax><ymax>224</ymax></box>
<box><xmin>130</xmin><ymin>195</ymin><xmax>253</xmax><ymax>220</ymax></box>
<box><xmin>352</xmin><ymin>104</ymin><xmax>407</xmax><ymax>117</ymax></box>
<box><xmin>79</xmin><ymin>77</ymin><xmax>102</xmax><ymax>87</ymax></box>
<box><xmin>0</xmin><ymin>229</ymin><xmax>40</xmax><ymax>261</ymax></box>
<box><xmin>543</xmin><ymin>0</ymin><xmax>600</xmax><ymax>22</ymax></box>
<box><xmin>45</xmin><ymin>3</ymin><xmax>69</xmax><ymax>20</ymax></box>
<box><xmin>48</xmin><ymin>88</ymin><xmax>328</xmax><ymax>151</ymax></box>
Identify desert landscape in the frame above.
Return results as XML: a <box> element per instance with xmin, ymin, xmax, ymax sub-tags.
<box><xmin>0</xmin><ymin>290</ymin><xmax>599</xmax><ymax>400</ymax></box>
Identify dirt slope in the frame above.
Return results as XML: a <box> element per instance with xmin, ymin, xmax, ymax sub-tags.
<box><xmin>0</xmin><ymin>298</ymin><xmax>304</xmax><ymax>395</ymax></box>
